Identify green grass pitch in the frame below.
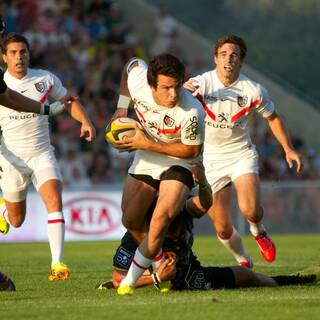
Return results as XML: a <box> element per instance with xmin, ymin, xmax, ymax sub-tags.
<box><xmin>1</xmin><ymin>234</ymin><xmax>320</xmax><ymax>320</ymax></box>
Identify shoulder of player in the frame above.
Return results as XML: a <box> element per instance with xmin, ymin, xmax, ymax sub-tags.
<box><xmin>26</xmin><ymin>68</ymin><xmax>59</xmax><ymax>81</ymax></box>
<box><xmin>179</xmin><ymin>88</ymin><xmax>203</xmax><ymax>110</ymax></box>
<box><xmin>127</xmin><ymin>58</ymin><xmax>147</xmax><ymax>74</ymax></box>
<box><xmin>238</xmin><ymin>73</ymin><xmax>268</xmax><ymax>97</ymax></box>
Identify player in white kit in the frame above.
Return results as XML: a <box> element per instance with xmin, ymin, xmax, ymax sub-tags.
<box><xmin>184</xmin><ymin>35</ymin><xmax>303</xmax><ymax>267</ymax></box>
<box><xmin>111</xmin><ymin>54</ymin><xmax>205</xmax><ymax>295</ymax></box>
<box><xmin>0</xmin><ymin>33</ymin><xmax>96</xmax><ymax>280</ymax></box>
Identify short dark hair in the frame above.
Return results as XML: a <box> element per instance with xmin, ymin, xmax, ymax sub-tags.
<box><xmin>1</xmin><ymin>32</ymin><xmax>30</xmax><ymax>54</ymax></box>
<box><xmin>214</xmin><ymin>35</ymin><xmax>247</xmax><ymax>60</ymax></box>
<box><xmin>147</xmin><ymin>53</ymin><xmax>185</xmax><ymax>88</ymax></box>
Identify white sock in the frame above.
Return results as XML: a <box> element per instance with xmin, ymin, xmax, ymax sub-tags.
<box><xmin>120</xmin><ymin>248</ymin><xmax>152</xmax><ymax>287</ymax></box>
<box><xmin>151</xmin><ymin>249</ymin><xmax>164</xmax><ymax>272</ymax></box>
<box><xmin>248</xmin><ymin>220</ymin><xmax>265</xmax><ymax>237</ymax></box>
<box><xmin>217</xmin><ymin>227</ymin><xmax>252</xmax><ymax>264</ymax></box>
<box><xmin>47</xmin><ymin>211</ymin><xmax>65</xmax><ymax>266</ymax></box>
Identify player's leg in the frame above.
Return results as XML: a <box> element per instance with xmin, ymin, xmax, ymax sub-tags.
<box><xmin>208</xmin><ymin>186</ymin><xmax>253</xmax><ymax>267</ymax></box>
<box><xmin>38</xmin><ymin>178</ymin><xmax>70</xmax><ymax>280</ymax></box>
<box><xmin>233</xmin><ymin>173</ymin><xmax>276</xmax><ymax>262</ymax></box>
<box><xmin>230</xmin><ymin>266</ymin><xmax>277</xmax><ymax>287</ymax></box>
<box><xmin>33</xmin><ymin>150</ymin><xmax>69</xmax><ymax>280</ymax></box>
<box><xmin>230</xmin><ymin>265</ymin><xmax>318</xmax><ymax>287</ymax></box>
<box><xmin>0</xmin><ymin>160</ymin><xmax>28</xmax><ymax>234</ymax></box>
<box><xmin>1</xmin><ymin>199</ymin><xmax>27</xmax><ymax>228</ymax></box>
<box><xmin>121</xmin><ymin>174</ymin><xmax>158</xmax><ymax>244</ymax></box>
<box><xmin>118</xmin><ymin>166</ymin><xmax>192</xmax><ymax>295</ymax></box>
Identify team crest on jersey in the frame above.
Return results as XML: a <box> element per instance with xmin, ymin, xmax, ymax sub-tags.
<box><xmin>164</xmin><ymin>115</ymin><xmax>175</xmax><ymax>127</ymax></box>
<box><xmin>237</xmin><ymin>95</ymin><xmax>248</xmax><ymax>107</ymax></box>
<box><xmin>34</xmin><ymin>81</ymin><xmax>46</xmax><ymax>93</ymax></box>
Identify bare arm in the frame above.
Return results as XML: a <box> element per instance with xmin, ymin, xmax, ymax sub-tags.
<box><xmin>112</xmin><ymin>258</ymin><xmax>176</xmax><ymax>288</ymax></box>
<box><xmin>112</xmin><ymin>60</ymin><xmax>138</xmax><ymax>118</ymax></box>
<box><xmin>114</xmin><ymin>127</ymin><xmax>202</xmax><ymax>158</ymax></box>
<box><xmin>186</xmin><ymin>162</ymin><xmax>213</xmax><ymax>218</ymax></box>
<box><xmin>1</xmin><ymin>88</ymin><xmax>42</xmax><ymax>113</ymax></box>
<box><xmin>64</xmin><ymin>97</ymin><xmax>96</xmax><ymax>141</ymax></box>
<box><xmin>266</xmin><ymin>112</ymin><xmax>303</xmax><ymax>173</ymax></box>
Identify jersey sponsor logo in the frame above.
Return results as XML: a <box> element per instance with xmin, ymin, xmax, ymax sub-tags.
<box><xmin>34</xmin><ymin>81</ymin><xmax>47</xmax><ymax>93</ymax></box>
<box><xmin>205</xmin><ymin>120</ymin><xmax>236</xmax><ymax>129</ymax></box>
<box><xmin>204</xmin><ymin>94</ymin><xmax>218</xmax><ymax>103</ymax></box>
<box><xmin>9</xmin><ymin>114</ymin><xmax>40</xmax><ymax>120</ymax></box>
<box><xmin>185</xmin><ymin>116</ymin><xmax>198</xmax><ymax>140</ymax></box>
<box><xmin>135</xmin><ymin>99</ymin><xmax>151</xmax><ymax>112</ymax></box>
<box><xmin>115</xmin><ymin>247</ymin><xmax>133</xmax><ymax>268</ymax></box>
<box><xmin>237</xmin><ymin>95</ymin><xmax>248</xmax><ymax>107</ymax></box>
<box><xmin>63</xmin><ymin>195</ymin><xmax>122</xmax><ymax>235</ymax></box>
<box><xmin>218</xmin><ymin>112</ymin><xmax>229</xmax><ymax>123</ymax></box>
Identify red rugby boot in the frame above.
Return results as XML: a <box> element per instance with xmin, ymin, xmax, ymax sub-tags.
<box><xmin>255</xmin><ymin>231</ymin><xmax>276</xmax><ymax>263</ymax></box>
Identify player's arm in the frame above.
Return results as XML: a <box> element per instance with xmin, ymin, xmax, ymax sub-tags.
<box><xmin>112</xmin><ymin>59</ymin><xmax>139</xmax><ymax>118</ymax></box>
<box><xmin>0</xmin><ymin>80</ymin><xmax>65</xmax><ymax>115</ymax></box>
<box><xmin>114</xmin><ymin>103</ymin><xmax>204</xmax><ymax>158</ymax></box>
<box><xmin>186</xmin><ymin>162</ymin><xmax>213</xmax><ymax>218</ymax></box>
<box><xmin>112</xmin><ymin>268</ymin><xmax>155</xmax><ymax>288</ymax></box>
<box><xmin>115</xmin><ymin>128</ymin><xmax>202</xmax><ymax>158</ymax></box>
<box><xmin>266</xmin><ymin>111</ymin><xmax>303</xmax><ymax>173</ymax></box>
<box><xmin>112</xmin><ymin>258</ymin><xmax>176</xmax><ymax>288</ymax></box>
<box><xmin>63</xmin><ymin>96</ymin><xmax>96</xmax><ymax>141</ymax></box>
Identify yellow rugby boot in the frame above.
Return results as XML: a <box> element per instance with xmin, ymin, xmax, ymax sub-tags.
<box><xmin>0</xmin><ymin>198</ymin><xmax>9</xmax><ymax>235</ymax></box>
<box><xmin>48</xmin><ymin>262</ymin><xmax>71</xmax><ymax>281</ymax></box>
<box><xmin>117</xmin><ymin>284</ymin><xmax>134</xmax><ymax>295</ymax></box>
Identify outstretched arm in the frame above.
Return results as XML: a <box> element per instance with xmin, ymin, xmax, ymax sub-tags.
<box><xmin>266</xmin><ymin>112</ymin><xmax>303</xmax><ymax>173</ymax></box>
<box><xmin>0</xmin><ymin>85</ymin><xmax>66</xmax><ymax>116</ymax></box>
<box><xmin>64</xmin><ymin>97</ymin><xmax>96</xmax><ymax>141</ymax></box>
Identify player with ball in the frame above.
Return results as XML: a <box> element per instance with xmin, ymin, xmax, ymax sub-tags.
<box><xmin>107</xmin><ymin>53</ymin><xmax>205</xmax><ymax>295</ymax></box>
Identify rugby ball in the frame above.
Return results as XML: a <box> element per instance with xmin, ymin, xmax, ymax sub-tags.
<box><xmin>105</xmin><ymin>117</ymin><xmax>141</xmax><ymax>144</ymax></box>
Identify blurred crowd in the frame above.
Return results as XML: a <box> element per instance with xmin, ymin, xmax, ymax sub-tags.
<box><xmin>0</xmin><ymin>0</ymin><xmax>319</xmax><ymax>188</ymax></box>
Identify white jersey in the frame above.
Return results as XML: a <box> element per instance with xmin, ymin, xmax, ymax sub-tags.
<box><xmin>189</xmin><ymin>70</ymin><xmax>274</xmax><ymax>160</ymax></box>
<box><xmin>0</xmin><ymin>68</ymin><xmax>67</xmax><ymax>156</ymax></box>
<box><xmin>127</xmin><ymin>59</ymin><xmax>205</xmax><ymax>176</ymax></box>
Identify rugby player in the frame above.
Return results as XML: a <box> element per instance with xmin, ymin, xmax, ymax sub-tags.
<box><xmin>0</xmin><ymin>33</ymin><xmax>96</xmax><ymax>281</ymax></box>
<box><xmin>111</xmin><ymin>53</ymin><xmax>205</xmax><ymax>295</ymax></box>
<box><xmin>183</xmin><ymin>35</ymin><xmax>303</xmax><ymax>267</ymax></box>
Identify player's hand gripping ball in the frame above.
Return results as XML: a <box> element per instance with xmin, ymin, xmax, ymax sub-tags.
<box><xmin>105</xmin><ymin>117</ymin><xmax>142</xmax><ymax>144</ymax></box>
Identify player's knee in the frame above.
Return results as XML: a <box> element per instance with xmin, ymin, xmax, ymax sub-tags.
<box><xmin>239</xmin><ymin>203</ymin><xmax>260</xmax><ymax>219</ymax></box>
<box><xmin>217</xmin><ymin>229</ymin><xmax>233</xmax><ymax>240</ymax></box>
<box><xmin>9</xmin><ymin>215</ymin><xmax>25</xmax><ymax>228</ymax></box>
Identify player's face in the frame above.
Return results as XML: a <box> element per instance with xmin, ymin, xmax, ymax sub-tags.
<box><xmin>2</xmin><ymin>42</ymin><xmax>30</xmax><ymax>79</ymax></box>
<box><xmin>151</xmin><ymin>75</ymin><xmax>182</xmax><ymax>108</ymax></box>
<box><xmin>214</xmin><ymin>43</ymin><xmax>243</xmax><ymax>86</ymax></box>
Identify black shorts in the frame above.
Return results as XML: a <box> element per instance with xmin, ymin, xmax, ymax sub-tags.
<box><xmin>130</xmin><ymin>165</ymin><xmax>194</xmax><ymax>190</ymax></box>
<box><xmin>172</xmin><ymin>259</ymin><xmax>235</xmax><ymax>290</ymax></box>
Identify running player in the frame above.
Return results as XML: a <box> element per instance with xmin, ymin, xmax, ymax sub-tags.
<box><xmin>0</xmin><ymin>33</ymin><xmax>96</xmax><ymax>281</ymax></box>
<box><xmin>111</xmin><ymin>53</ymin><xmax>205</xmax><ymax>295</ymax></box>
<box><xmin>183</xmin><ymin>35</ymin><xmax>303</xmax><ymax>267</ymax></box>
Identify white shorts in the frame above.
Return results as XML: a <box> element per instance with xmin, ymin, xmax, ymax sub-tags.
<box><xmin>128</xmin><ymin>150</ymin><xmax>194</xmax><ymax>180</ymax></box>
<box><xmin>203</xmin><ymin>147</ymin><xmax>259</xmax><ymax>194</ymax></box>
<box><xmin>0</xmin><ymin>149</ymin><xmax>62</xmax><ymax>202</ymax></box>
